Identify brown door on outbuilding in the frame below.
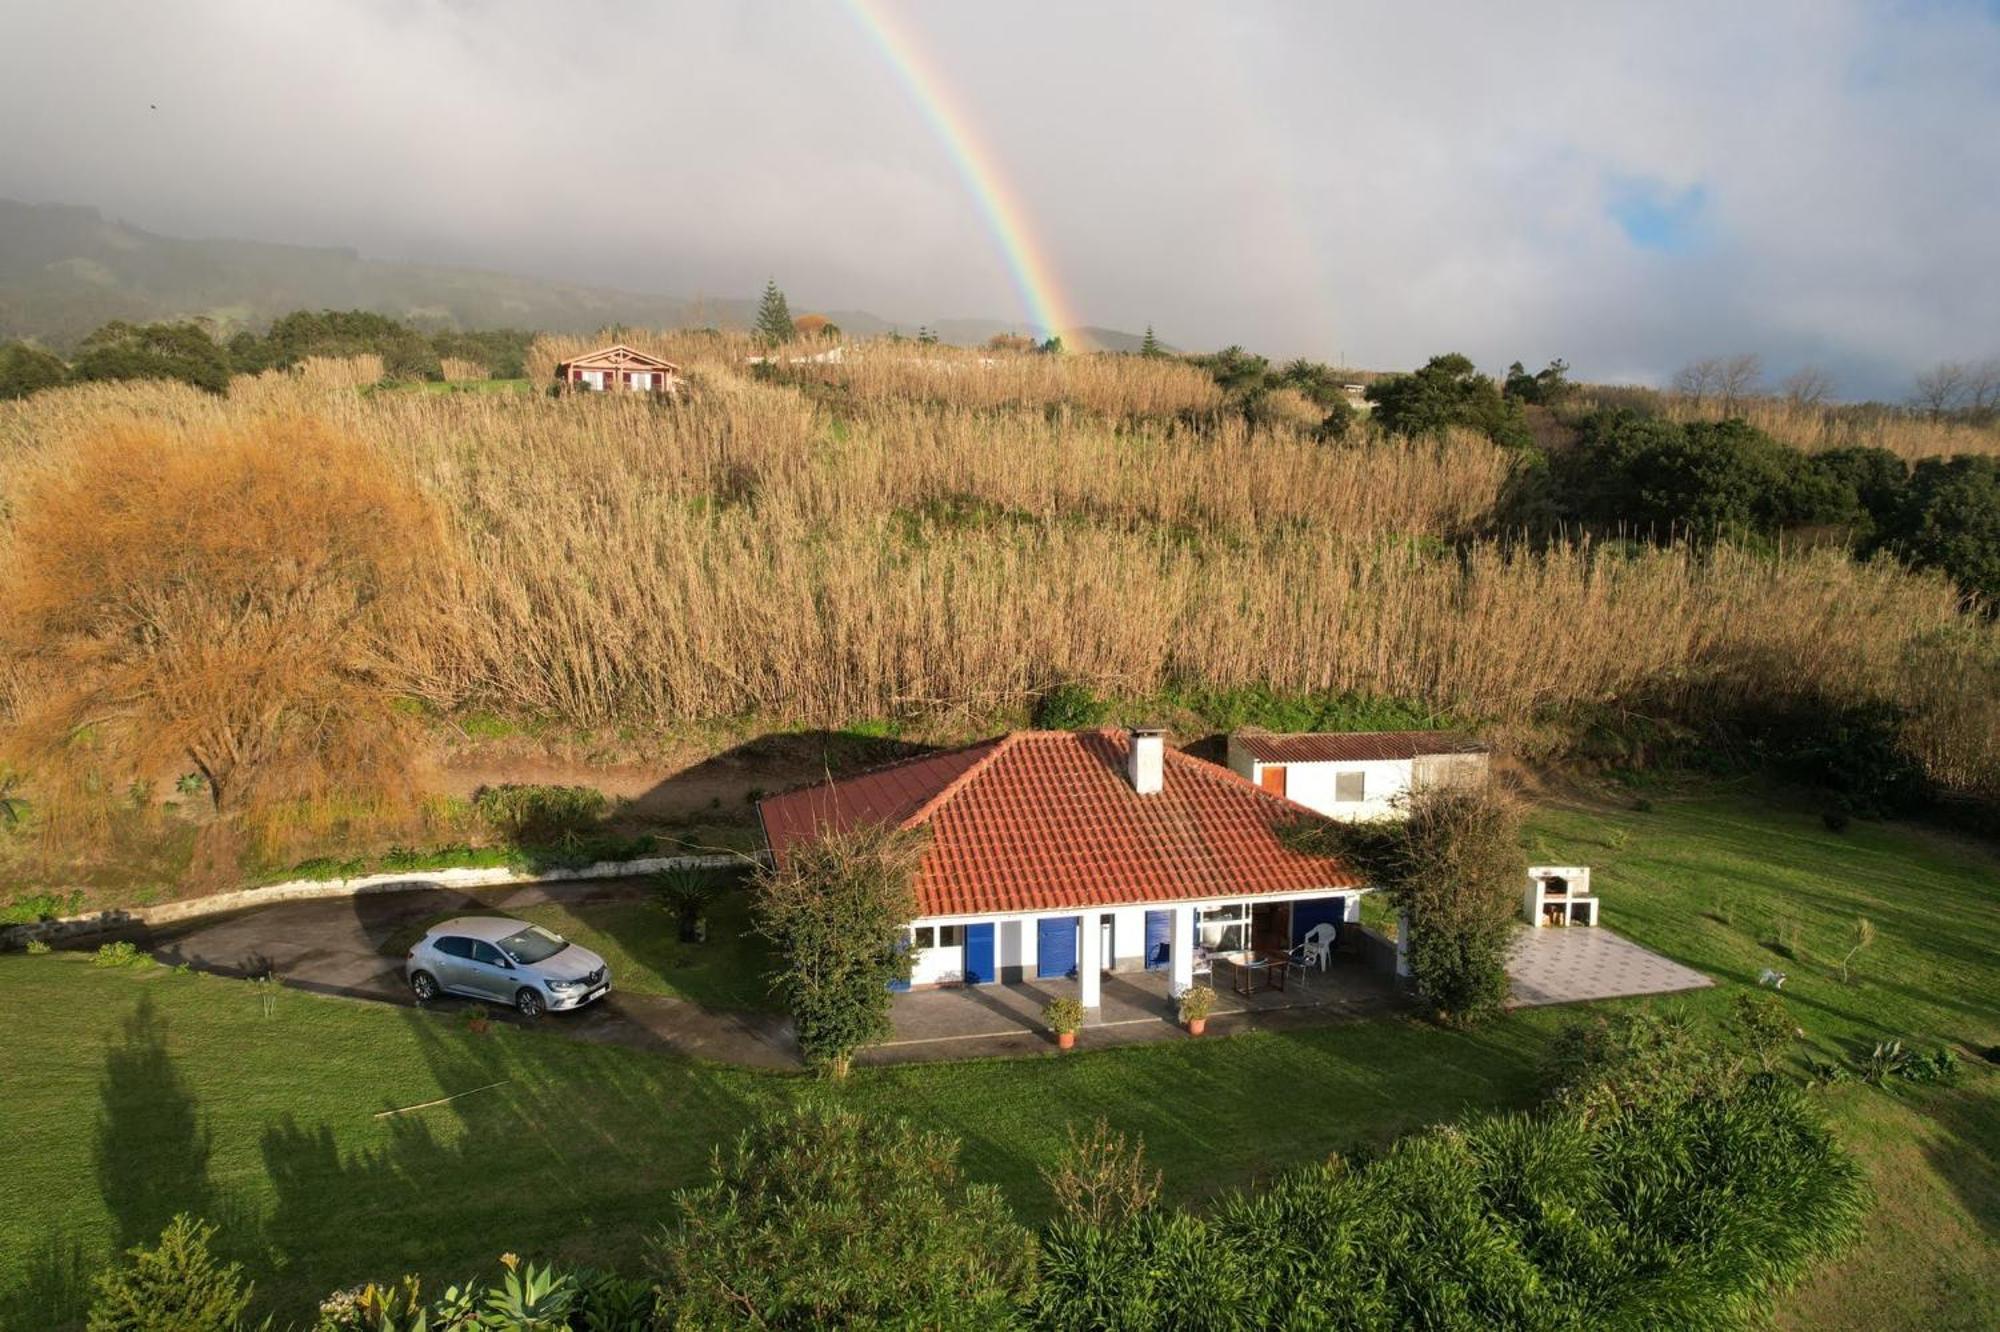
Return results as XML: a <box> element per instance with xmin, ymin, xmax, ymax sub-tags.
<box><xmin>1259</xmin><ymin>765</ymin><xmax>1288</xmax><ymax>798</ymax></box>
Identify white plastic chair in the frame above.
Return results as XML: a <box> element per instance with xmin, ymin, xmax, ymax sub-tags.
<box><xmin>1300</xmin><ymin>923</ymin><xmax>1337</xmax><ymax>971</ymax></box>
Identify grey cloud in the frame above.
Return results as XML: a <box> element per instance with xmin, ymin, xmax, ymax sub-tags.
<box><xmin>0</xmin><ymin>0</ymin><xmax>1994</xmax><ymax>395</ymax></box>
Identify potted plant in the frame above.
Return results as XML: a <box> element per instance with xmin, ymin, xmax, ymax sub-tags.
<box><xmin>1178</xmin><ymin>984</ymin><xmax>1217</xmax><ymax>1036</ymax></box>
<box><xmin>1044</xmin><ymin>996</ymin><xmax>1086</xmax><ymax>1050</ymax></box>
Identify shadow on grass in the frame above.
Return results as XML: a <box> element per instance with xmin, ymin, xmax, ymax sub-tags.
<box><xmin>248</xmin><ymin>1004</ymin><xmax>767</xmax><ymax>1312</ymax></box>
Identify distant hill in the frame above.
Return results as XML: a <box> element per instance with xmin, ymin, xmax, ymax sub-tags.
<box><xmin>0</xmin><ymin>201</ymin><xmax>1149</xmax><ymax>353</ymax></box>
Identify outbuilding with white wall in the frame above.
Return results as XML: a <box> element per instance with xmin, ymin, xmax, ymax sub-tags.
<box><xmin>1226</xmin><ymin>729</ymin><xmax>1488</xmax><ymax>821</ymax></box>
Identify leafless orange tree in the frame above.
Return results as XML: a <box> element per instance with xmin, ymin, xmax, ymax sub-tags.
<box><xmin>0</xmin><ymin>417</ymin><xmax>446</xmax><ymax>873</ymax></box>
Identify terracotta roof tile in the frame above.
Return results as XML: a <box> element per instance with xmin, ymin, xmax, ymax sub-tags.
<box><xmin>758</xmin><ymin>730</ymin><xmax>1359</xmax><ymax>917</ymax></box>
<box><xmin>1232</xmin><ymin>729</ymin><xmax>1485</xmax><ymax>763</ymax></box>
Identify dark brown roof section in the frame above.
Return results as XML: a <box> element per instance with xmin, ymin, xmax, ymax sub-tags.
<box><xmin>1231</xmin><ymin>729</ymin><xmax>1486</xmax><ymax>763</ymax></box>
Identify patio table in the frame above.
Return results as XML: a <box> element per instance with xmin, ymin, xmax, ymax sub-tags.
<box><xmin>1229</xmin><ymin>952</ymin><xmax>1291</xmax><ymax>995</ymax></box>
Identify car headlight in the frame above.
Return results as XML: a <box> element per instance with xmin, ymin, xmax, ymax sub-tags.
<box><xmin>545</xmin><ymin>976</ymin><xmax>586</xmax><ymax>993</ymax></box>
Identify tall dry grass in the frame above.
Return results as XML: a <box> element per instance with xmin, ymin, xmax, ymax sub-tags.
<box><xmin>526</xmin><ymin>332</ymin><xmax>1225</xmax><ymax>417</ymax></box>
<box><xmin>296</xmin><ymin>354</ymin><xmax>386</xmax><ymax>391</ymax></box>
<box><xmin>439</xmin><ymin>357</ymin><xmax>490</xmax><ymax>382</ymax></box>
<box><xmin>3</xmin><ymin>363</ymin><xmax>1996</xmax><ymax>800</ymax></box>
<box><xmin>1656</xmin><ymin>394</ymin><xmax>2000</xmax><ymax>460</ymax></box>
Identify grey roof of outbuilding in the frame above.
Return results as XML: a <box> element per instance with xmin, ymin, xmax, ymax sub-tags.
<box><xmin>1231</xmin><ymin>729</ymin><xmax>1487</xmax><ymax>763</ymax></box>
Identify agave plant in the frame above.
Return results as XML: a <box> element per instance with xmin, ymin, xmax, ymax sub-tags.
<box><xmin>1860</xmin><ymin>1039</ymin><xmax>1910</xmax><ymax>1086</ymax></box>
<box><xmin>481</xmin><ymin>1255</ymin><xmax>576</xmax><ymax>1330</ymax></box>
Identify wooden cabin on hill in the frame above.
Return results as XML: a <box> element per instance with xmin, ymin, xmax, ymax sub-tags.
<box><xmin>555</xmin><ymin>344</ymin><xmax>683</xmax><ymax>395</ymax></box>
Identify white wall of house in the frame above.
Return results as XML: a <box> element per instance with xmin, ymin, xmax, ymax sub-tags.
<box><xmin>904</xmin><ymin>887</ymin><xmax>1365</xmax><ymax>1000</ymax></box>
<box><xmin>1225</xmin><ymin>744</ymin><xmax>1414</xmax><ymax>821</ymax></box>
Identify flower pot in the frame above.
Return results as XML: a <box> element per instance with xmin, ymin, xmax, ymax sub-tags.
<box><xmin>1057</xmin><ymin>1030</ymin><xmax>1076</xmax><ymax>1050</ymax></box>
<box><xmin>1187</xmin><ymin>1018</ymin><xmax>1207</xmax><ymax>1036</ymax></box>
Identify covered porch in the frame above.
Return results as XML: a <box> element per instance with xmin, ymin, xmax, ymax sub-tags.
<box><xmin>869</xmin><ymin>946</ymin><xmax>1402</xmax><ymax>1065</ymax></box>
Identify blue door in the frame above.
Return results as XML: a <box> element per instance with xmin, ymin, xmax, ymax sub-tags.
<box><xmin>963</xmin><ymin>922</ymin><xmax>995</xmax><ymax>984</ymax></box>
<box><xmin>1144</xmin><ymin>910</ymin><xmax>1173</xmax><ymax>970</ymax></box>
<box><xmin>1291</xmin><ymin>896</ymin><xmax>1347</xmax><ymax>947</ymax></box>
<box><xmin>1036</xmin><ymin>916</ymin><xmax>1080</xmax><ymax>979</ymax></box>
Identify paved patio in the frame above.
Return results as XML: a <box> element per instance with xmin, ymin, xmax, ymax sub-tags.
<box><xmin>1506</xmin><ymin>925</ymin><xmax>1711</xmax><ymax>1007</ymax></box>
<box><xmin>863</xmin><ymin>958</ymin><xmax>1405</xmax><ymax>1065</ymax></box>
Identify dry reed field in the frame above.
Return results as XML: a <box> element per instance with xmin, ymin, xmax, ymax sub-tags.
<box><xmin>1659</xmin><ymin>394</ymin><xmax>2000</xmax><ymax>460</ymax></box>
<box><xmin>2</xmin><ymin>345</ymin><xmax>1996</xmax><ymax>806</ymax></box>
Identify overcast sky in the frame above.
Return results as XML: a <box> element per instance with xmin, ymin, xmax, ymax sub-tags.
<box><xmin>3</xmin><ymin>0</ymin><xmax>1997</xmax><ymax>394</ymax></box>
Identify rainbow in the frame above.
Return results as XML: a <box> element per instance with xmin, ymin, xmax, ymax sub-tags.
<box><xmin>842</xmin><ymin>0</ymin><xmax>1080</xmax><ymax>341</ymax></box>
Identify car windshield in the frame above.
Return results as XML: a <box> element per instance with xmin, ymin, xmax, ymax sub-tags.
<box><xmin>495</xmin><ymin>925</ymin><xmax>568</xmax><ymax>965</ymax></box>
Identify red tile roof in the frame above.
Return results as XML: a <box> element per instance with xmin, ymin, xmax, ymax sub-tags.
<box><xmin>1231</xmin><ymin>729</ymin><xmax>1486</xmax><ymax>764</ymax></box>
<box><xmin>758</xmin><ymin>730</ymin><xmax>1360</xmax><ymax>918</ymax></box>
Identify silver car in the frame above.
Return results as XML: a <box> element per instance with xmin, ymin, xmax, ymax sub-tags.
<box><xmin>404</xmin><ymin>916</ymin><xmax>610</xmax><ymax>1018</ymax></box>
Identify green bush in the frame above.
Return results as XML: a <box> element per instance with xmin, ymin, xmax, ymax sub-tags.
<box><xmin>471</xmin><ymin>783</ymin><xmax>610</xmax><ymax>845</ymax></box>
<box><xmin>654</xmin><ymin>1103</ymin><xmax>1034</xmax><ymax>1328</ymax></box>
<box><xmin>93</xmin><ymin>941</ymin><xmax>148</xmax><ymax>969</ymax></box>
<box><xmin>1</xmin><ymin>889</ymin><xmax>84</xmax><ymax>924</ymax></box>
<box><xmin>1039</xmin><ymin>1035</ymin><xmax>1867</xmax><ymax>1329</ymax></box>
<box><xmin>1032</xmin><ymin>681</ymin><xmax>1110</xmax><ymax>730</ymax></box>
<box><xmin>1337</xmin><ymin>783</ymin><xmax>1524</xmax><ymax>1025</ymax></box>
<box><xmin>754</xmin><ymin>822</ymin><xmax>923</xmax><ymax>1076</ymax></box>
<box><xmin>88</xmin><ymin>1215</ymin><xmax>254</xmax><ymax>1332</ymax></box>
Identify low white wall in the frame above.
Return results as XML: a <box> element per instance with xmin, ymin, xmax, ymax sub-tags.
<box><xmin>0</xmin><ymin>851</ymin><xmax>758</xmax><ymax>949</ymax></box>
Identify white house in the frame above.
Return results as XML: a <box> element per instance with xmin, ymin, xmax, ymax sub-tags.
<box><xmin>1225</xmin><ymin>729</ymin><xmax>1489</xmax><ymax>821</ymax></box>
<box><xmin>757</xmin><ymin>728</ymin><xmax>1366</xmax><ymax>1007</ymax></box>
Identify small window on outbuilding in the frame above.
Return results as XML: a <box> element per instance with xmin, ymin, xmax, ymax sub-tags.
<box><xmin>1334</xmin><ymin>770</ymin><xmax>1366</xmax><ymax>803</ymax></box>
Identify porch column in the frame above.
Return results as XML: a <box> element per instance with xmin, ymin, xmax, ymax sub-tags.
<box><xmin>1078</xmin><ymin>911</ymin><xmax>1102</xmax><ymax>1008</ymax></box>
<box><xmin>1169</xmin><ymin>905</ymin><xmax>1194</xmax><ymax>997</ymax></box>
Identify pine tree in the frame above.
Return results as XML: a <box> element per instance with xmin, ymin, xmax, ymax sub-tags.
<box><xmin>1139</xmin><ymin>325</ymin><xmax>1161</xmax><ymax>358</ymax></box>
<box><xmin>753</xmin><ymin>279</ymin><xmax>795</xmax><ymax>345</ymax></box>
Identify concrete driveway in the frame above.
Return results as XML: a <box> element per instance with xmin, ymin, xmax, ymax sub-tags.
<box><xmin>138</xmin><ymin>880</ymin><xmax>800</xmax><ymax>1069</ymax></box>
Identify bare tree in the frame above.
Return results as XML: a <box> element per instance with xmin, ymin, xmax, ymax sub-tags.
<box><xmin>1718</xmin><ymin>354</ymin><xmax>1763</xmax><ymax>415</ymax></box>
<box><xmin>1911</xmin><ymin>362</ymin><xmax>1972</xmax><ymax>420</ymax></box>
<box><xmin>1781</xmin><ymin>366</ymin><xmax>1835</xmax><ymax>409</ymax></box>
<box><xmin>1673</xmin><ymin>357</ymin><xmax>1724</xmax><ymax>407</ymax></box>
<box><xmin>1969</xmin><ymin>358</ymin><xmax>2000</xmax><ymax>416</ymax></box>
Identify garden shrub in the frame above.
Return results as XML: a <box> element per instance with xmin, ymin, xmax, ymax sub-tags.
<box><xmin>88</xmin><ymin>1215</ymin><xmax>254</xmax><ymax>1332</ymax></box>
<box><xmin>471</xmin><ymin>783</ymin><xmax>610</xmax><ymax>845</ymax></box>
<box><xmin>1032</xmin><ymin>681</ymin><xmax>1110</xmax><ymax>730</ymax></box>
<box><xmin>1036</xmin><ymin>1028</ymin><xmax>1867</xmax><ymax>1330</ymax></box>
<box><xmin>654</xmin><ymin>1103</ymin><xmax>1034</xmax><ymax>1328</ymax></box>
<box><xmin>93</xmin><ymin>941</ymin><xmax>147</xmax><ymax>969</ymax></box>
<box><xmin>753</xmin><ymin>821</ymin><xmax>923</xmax><ymax>1076</ymax></box>
<box><xmin>1327</xmin><ymin>782</ymin><xmax>1525</xmax><ymax>1025</ymax></box>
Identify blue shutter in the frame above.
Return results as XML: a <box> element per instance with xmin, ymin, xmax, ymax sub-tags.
<box><xmin>1144</xmin><ymin>910</ymin><xmax>1173</xmax><ymax>970</ymax></box>
<box><xmin>963</xmin><ymin>922</ymin><xmax>995</xmax><ymax>984</ymax></box>
<box><xmin>1036</xmin><ymin>916</ymin><xmax>1079</xmax><ymax>979</ymax></box>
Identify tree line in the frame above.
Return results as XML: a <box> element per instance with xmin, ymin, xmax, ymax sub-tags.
<box><xmin>0</xmin><ymin>312</ymin><xmax>538</xmax><ymax>400</ymax></box>
<box><xmin>1324</xmin><ymin>351</ymin><xmax>1999</xmax><ymax>607</ymax></box>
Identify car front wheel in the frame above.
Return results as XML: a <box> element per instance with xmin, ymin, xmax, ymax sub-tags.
<box><xmin>410</xmin><ymin>970</ymin><xmax>439</xmax><ymax>1002</ymax></box>
<box><xmin>515</xmin><ymin>987</ymin><xmax>545</xmax><ymax>1019</ymax></box>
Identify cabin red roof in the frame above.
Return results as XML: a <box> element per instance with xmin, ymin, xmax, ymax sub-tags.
<box><xmin>757</xmin><ymin>730</ymin><xmax>1359</xmax><ymax>918</ymax></box>
<box><xmin>1231</xmin><ymin>729</ymin><xmax>1485</xmax><ymax>764</ymax></box>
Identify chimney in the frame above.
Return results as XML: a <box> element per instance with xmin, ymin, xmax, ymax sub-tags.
<box><xmin>1127</xmin><ymin>726</ymin><xmax>1165</xmax><ymax>795</ymax></box>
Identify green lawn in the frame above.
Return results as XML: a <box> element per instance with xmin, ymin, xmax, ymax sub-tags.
<box><xmin>1</xmin><ymin>789</ymin><xmax>1993</xmax><ymax>1329</ymax></box>
<box><xmin>391</xmin><ymin>886</ymin><xmax>783</xmax><ymax>1013</ymax></box>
